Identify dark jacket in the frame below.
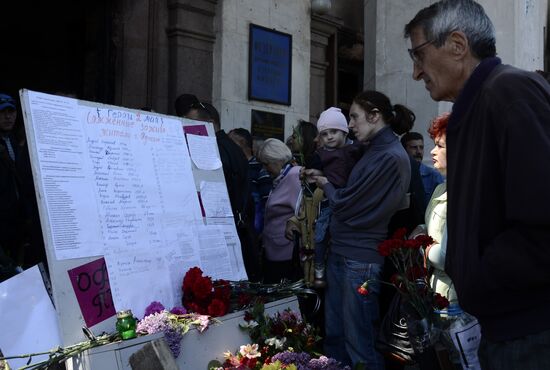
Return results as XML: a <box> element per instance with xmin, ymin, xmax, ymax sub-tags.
<box><xmin>315</xmin><ymin>141</ymin><xmax>364</xmax><ymax>188</ymax></box>
<box><xmin>323</xmin><ymin>126</ymin><xmax>411</xmax><ymax>264</ymax></box>
<box><xmin>216</xmin><ymin>130</ymin><xmax>261</xmax><ymax>281</ymax></box>
<box><xmin>0</xmin><ymin>135</ymin><xmax>45</xmax><ymax>268</ymax></box>
<box><xmin>216</xmin><ymin>130</ymin><xmax>250</xmax><ymax>224</ymax></box>
<box><xmin>446</xmin><ymin>58</ymin><xmax>550</xmax><ymax>340</ymax></box>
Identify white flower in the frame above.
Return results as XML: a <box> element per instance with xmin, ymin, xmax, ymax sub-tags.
<box><xmin>265</xmin><ymin>337</ymin><xmax>287</xmax><ymax>349</ymax></box>
<box><xmin>239</xmin><ymin>343</ymin><xmax>261</xmax><ymax>358</ymax></box>
<box><xmin>240</xmin><ymin>320</ymin><xmax>259</xmax><ymax>329</ymax></box>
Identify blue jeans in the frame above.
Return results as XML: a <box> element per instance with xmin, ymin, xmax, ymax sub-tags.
<box><xmin>314</xmin><ymin>203</ymin><xmax>331</xmax><ymax>266</ymax></box>
<box><xmin>324</xmin><ymin>253</ymin><xmax>384</xmax><ymax>369</ymax></box>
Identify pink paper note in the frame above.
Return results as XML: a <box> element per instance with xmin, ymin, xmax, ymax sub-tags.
<box><xmin>67</xmin><ymin>258</ymin><xmax>116</xmax><ymax>327</ymax></box>
<box><xmin>183</xmin><ymin>124</ymin><xmax>208</xmax><ymax>136</ymax></box>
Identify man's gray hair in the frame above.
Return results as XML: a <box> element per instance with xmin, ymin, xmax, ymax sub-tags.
<box><xmin>257</xmin><ymin>138</ymin><xmax>293</xmax><ymax>165</ymax></box>
<box><xmin>404</xmin><ymin>0</ymin><xmax>496</xmax><ymax>59</ymax></box>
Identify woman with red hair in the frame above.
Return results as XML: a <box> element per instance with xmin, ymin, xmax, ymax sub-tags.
<box><xmin>411</xmin><ymin>112</ymin><xmax>453</xmax><ymax>302</ymax></box>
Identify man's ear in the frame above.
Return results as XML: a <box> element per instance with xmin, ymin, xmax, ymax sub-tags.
<box><xmin>447</xmin><ymin>30</ymin><xmax>469</xmax><ymax>59</ymax></box>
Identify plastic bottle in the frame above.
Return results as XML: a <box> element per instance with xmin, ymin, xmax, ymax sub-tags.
<box><xmin>445</xmin><ymin>304</ymin><xmax>482</xmax><ymax>370</ymax></box>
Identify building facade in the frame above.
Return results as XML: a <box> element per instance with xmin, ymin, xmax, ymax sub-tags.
<box><xmin>1</xmin><ymin>0</ymin><xmax>547</xmax><ymax>152</ymax></box>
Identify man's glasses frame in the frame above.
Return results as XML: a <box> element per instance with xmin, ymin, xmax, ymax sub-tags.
<box><xmin>407</xmin><ymin>39</ymin><xmax>435</xmax><ymax>66</ymax></box>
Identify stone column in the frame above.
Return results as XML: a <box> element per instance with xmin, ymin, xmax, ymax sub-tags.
<box><xmin>167</xmin><ymin>0</ymin><xmax>217</xmax><ymax>114</ymax></box>
<box><xmin>364</xmin><ymin>0</ymin><xmax>443</xmax><ymax>162</ymax></box>
<box><xmin>310</xmin><ymin>14</ymin><xmax>343</xmax><ymax>121</ymax></box>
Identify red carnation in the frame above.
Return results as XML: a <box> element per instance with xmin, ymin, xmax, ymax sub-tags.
<box><xmin>378</xmin><ymin>241</ymin><xmax>394</xmax><ymax>256</ymax></box>
<box><xmin>183</xmin><ymin>267</ymin><xmax>204</xmax><ymax>291</ymax></box>
<box><xmin>241</xmin><ymin>357</ymin><xmax>258</xmax><ymax>369</ymax></box>
<box><xmin>389</xmin><ymin>239</ymin><xmax>405</xmax><ymax>249</ymax></box>
<box><xmin>207</xmin><ymin>298</ymin><xmax>228</xmax><ymax>317</ymax></box>
<box><xmin>434</xmin><ymin>293</ymin><xmax>450</xmax><ymax>309</ymax></box>
<box><xmin>238</xmin><ymin>293</ymin><xmax>252</xmax><ymax>307</ymax></box>
<box><xmin>185</xmin><ymin>301</ymin><xmax>205</xmax><ymax>315</ymax></box>
<box><xmin>213</xmin><ymin>279</ymin><xmax>232</xmax><ymax>302</ymax></box>
<box><xmin>357</xmin><ymin>282</ymin><xmax>369</xmax><ymax>296</ymax></box>
<box><xmin>192</xmin><ymin>276</ymin><xmax>213</xmax><ymax>300</ymax></box>
<box><xmin>404</xmin><ymin>239</ymin><xmax>422</xmax><ymax>249</ymax></box>
<box><xmin>391</xmin><ymin>227</ymin><xmax>408</xmax><ymax>240</ymax></box>
<box><xmin>414</xmin><ymin>234</ymin><xmax>434</xmax><ymax>248</ymax></box>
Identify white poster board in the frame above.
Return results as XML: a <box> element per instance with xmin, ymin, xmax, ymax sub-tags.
<box><xmin>0</xmin><ymin>265</ymin><xmax>62</xmax><ymax>370</ymax></box>
<box><xmin>19</xmin><ymin>90</ymin><xmax>247</xmax><ymax>345</ymax></box>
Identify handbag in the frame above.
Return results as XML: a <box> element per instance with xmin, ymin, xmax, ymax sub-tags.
<box><xmin>376</xmin><ymin>293</ymin><xmax>417</xmax><ymax>365</ymax></box>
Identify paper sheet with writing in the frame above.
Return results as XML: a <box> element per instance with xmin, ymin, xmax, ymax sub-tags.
<box><xmin>105</xmin><ymin>224</ymin><xmax>246</xmax><ymax>316</ymax></box>
<box><xmin>200</xmin><ymin>181</ymin><xmax>234</xmax><ymax>218</ymax></box>
<box><xmin>26</xmin><ymin>91</ymin><xmax>203</xmax><ymax>260</ymax></box>
<box><xmin>186</xmin><ymin>134</ymin><xmax>222</xmax><ymax>170</ymax></box>
<box><xmin>0</xmin><ymin>266</ymin><xmax>62</xmax><ymax>370</ymax></box>
<box><xmin>105</xmin><ymin>251</ymin><xmax>175</xmax><ymax>319</ymax></box>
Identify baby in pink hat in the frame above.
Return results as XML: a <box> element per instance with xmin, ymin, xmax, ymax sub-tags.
<box><xmin>312</xmin><ymin>107</ymin><xmax>363</xmax><ymax>287</ymax></box>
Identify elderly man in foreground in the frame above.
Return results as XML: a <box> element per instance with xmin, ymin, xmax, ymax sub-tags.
<box><xmin>405</xmin><ymin>1</ymin><xmax>550</xmax><ymax>369</ymax></box>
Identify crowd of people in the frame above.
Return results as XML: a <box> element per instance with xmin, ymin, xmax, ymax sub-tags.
<box><xmin>1</xmin><ymin>0</ymin><xmax>549</xmax><ymax>369</ymax></box>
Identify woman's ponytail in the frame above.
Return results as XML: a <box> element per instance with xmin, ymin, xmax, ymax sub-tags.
<box><xmin>390</xmin><ymin>104</ymin><xmax>415</xmax><ymax>135</ymax></box>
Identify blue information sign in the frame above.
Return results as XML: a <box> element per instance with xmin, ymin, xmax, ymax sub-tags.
<box><xmin>248</xmin><ymin>24</ymin><xmax>292</xmax><ymax>105</ymax></box>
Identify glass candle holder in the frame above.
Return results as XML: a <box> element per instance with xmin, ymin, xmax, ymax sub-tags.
<box><xmin>116</xmin><ymin>310</ymin><xmax>137</xmax><ymax>340</ymax></box>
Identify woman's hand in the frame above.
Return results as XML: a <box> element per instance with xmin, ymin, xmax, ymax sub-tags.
<box><xmin>285</xmin><ymin>220</ymin><xmax>301</xmax><ymax>240</ymax></box>
<box><xmin>303</xmin><ymin>168</ymin><xmax>324</xmax><ymax>183</ymax></box>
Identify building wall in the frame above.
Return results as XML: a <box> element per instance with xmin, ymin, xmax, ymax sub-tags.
<box><xmin>367</xmin><ymin>0</ymin><xmax>548</xmax><ymax>163</ymax></box>
<box><xmin>212</xmin><ymin>0</ymin><xmax>311</xmax><ymax>136</ymax></box>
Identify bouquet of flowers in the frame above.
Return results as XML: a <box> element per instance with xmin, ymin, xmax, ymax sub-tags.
<box><xmin>240</xmin><ymin>303</ymin><xmax>321</xmax><ymax>359</ymax></box>
<box><xmin>358</xmin><ymin>228</ymin><xmax>449</xmax><ymax>318</ymax></box>
<box><xmin>137</xmin><ymin>301</ymin><xmax>215</xmax><ymax>358</ymax></box>
<box><xmin>181</xmin><ymin>267</ymin><xmax>320</xmax><ymax>318</ymax></box>
<box><xmin>182</xmin><ymin>267</ymin><xmax>232</xmax><ymax>317</ymax></box>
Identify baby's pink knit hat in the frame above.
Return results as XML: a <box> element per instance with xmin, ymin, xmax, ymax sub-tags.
<box><xmin>316</xmin><ymin>107</ymin><xmax>349</xmax><ymax>134</ymax></box>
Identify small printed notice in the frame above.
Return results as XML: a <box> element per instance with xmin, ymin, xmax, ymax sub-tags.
<box><xmin>200</xmin><ymin>181</ymin><xmax>233</xmax><ymax>218</ymax></box>
<box><xmin>186</xmin><ymin>134</ymin><xmax>222</xmax><ymax>170</ymax></box>
<box><xmin>67</xmin><ymin>258</ymin><xmax>116</xmax><ymax>327</ymax></box>
<box><xmin>196</xmin><ymin>224</ymin><xmax>247</xmax><ymax>281</ymax></box>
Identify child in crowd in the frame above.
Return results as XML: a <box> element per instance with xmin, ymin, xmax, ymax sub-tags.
<box><xmin>312</xmin><ymin>107</ymin><xmax>363</xmax><ymax>287</ymax></box>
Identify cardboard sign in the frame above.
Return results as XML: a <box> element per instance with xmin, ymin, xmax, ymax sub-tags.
<box><xmin>67</xmin><ymin>258</ymin><xmax>116</xmax><ymax>327</ymax></box>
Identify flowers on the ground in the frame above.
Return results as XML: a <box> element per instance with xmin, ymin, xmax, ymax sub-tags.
<box><xmin>211</xmin><ymin>347</ymin><xmax>350</xmax><ymax>370</ymax></box>
<box><xmin>137</xmin><ymin>301</ymin><xmax>215</xmax><ymax>358</ymax></box>
<box><xmin>240</xmin><ymin>303</ymin><xmax>321</xmax><ymax>359</ymax></box>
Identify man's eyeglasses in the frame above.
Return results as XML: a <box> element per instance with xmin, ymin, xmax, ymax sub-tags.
<box><xmin>407</xmin><ymin>39</ymin><xmax>435</xmax><ymax>66</ymax></box>
<box><xmin>190</xmin><ymin>101</ymin><xmax>206</xmax><ymax>110</ymax></box>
